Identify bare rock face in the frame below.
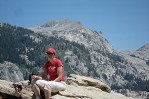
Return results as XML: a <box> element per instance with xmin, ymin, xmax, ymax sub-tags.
<box><xmin>0</xmin><ymin>74</ymin><xmax>139</xmax><ymax>99</ymax></box>
<box><xmin>67</xmin><ymin>74</ymin><xmax>111</xmax><ymax>93</ymax></box>
<box><xmin>0</xmin><ymin>80</ymin><xmax>33</xmax><ymax>99</ymax></box>
<box><xmin>0</xmin><ymin>61</ymin><xmax>24</xmax><ymax>83</ymax></box>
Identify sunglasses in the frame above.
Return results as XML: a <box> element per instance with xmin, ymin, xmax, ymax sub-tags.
<box><xmin>47</xmin><ymin>53</ymin><xmax>54</xmax><ymax>55</ymax></box>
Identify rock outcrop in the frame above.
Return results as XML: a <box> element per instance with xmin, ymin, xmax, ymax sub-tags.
<box><xmin>0</xmin><ymin>74</ymin><xmax>140</xmax><ymax>99</ymax></box>
<box><xmin>0</xmin><ymin>61</ymin><xmax>24</xmax><ymax>83</ymax></box>
<box><xmin>67</xmin><ymin>74</ymin><xmax>111</xmax><ymax>93</ymax></box>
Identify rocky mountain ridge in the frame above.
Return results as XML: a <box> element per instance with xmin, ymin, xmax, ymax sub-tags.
<box><xmin>30</xmin><ymin>19</ymin><xmax>149</xmax><ymax>80</ymax></box>
<box><xmin>29</xmin><ymin>19</ymin><xmax>149</xmax><ymax>98</ymax></box>
<box><xmin>30</xmin><ymin>19</ymin><xmax>115</xmax><ymax>53</ymax></box>
<box><xmin>0</xmin><ymin>19</ymin><xmax>149</xmax><ymax>98</ymax></box>
<box><xmin>124</xmin><ymin>44</ymin><xmax>149</xmax><ymax>61</ymax></box>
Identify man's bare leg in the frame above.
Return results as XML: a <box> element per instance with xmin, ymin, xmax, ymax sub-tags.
<box><xmin>32</xmin><ymin>86</ymin><xmax>40</xmax><ymax>98</ymax></box>
<box><xmin>44</xmin><ymin>89</ymin><xmax>51</xmax><ymax>99</ymax></box>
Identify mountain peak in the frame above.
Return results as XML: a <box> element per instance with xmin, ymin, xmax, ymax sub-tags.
<box><xmin>137</xmin><ymin>43</ymin><xmax>149</xmax><ymax>52</ymax></box>
<box><xmin>41</xmin><ymin>19</ymin><xmax>82</xmax><ymax>28</ymax></box>
<box><xmin>30</xmin><ymin>19</ymin><xmax>114</xmax><ymax>53</ymax></box>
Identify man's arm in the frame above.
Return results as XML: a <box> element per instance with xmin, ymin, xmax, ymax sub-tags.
<box><xmin>32</xmin><ymin>68</ymin><xmax>47</xmax><ymax>80</ymax></box>
<box><xmin>42</xmin><ymin>68</ymin><xmax>47</xmax><ymax>80</ymax></box>
<box><xmin>53</xmin><ymin>66</ymin><xmax>62</xmax><ymax>82</ymax></box>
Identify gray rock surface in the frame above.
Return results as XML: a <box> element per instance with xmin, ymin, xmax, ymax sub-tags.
<box><xmin>0</xmin><ymin>74</ymin><xmax>140</xmax><ymax>99</ymax></box>
<box><xmin>0</xmin><ymin>61</ymin><xmax>24</xmax><ymax>83</ymax></box>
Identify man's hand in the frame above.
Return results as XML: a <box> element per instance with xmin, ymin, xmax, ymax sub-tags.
<box><xmin>32</xmin><ymin>75</ymin><xmax>41</xmax><ymax>80</ymax></box>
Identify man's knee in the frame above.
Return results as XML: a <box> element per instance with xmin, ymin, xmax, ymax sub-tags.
<box><xmin>36</xmin><ymin>80</ymin><xmax>46</xmax><ymax>89</ymax></box>
<box><xmin>36</xmin><ymin>80</ymin><xmax>42</xmax><ymax>85</ymax></box>
<box><xmin>31</xmin><ymin>80</ymin><xmax>42</xmax><ymax>89</ymax></box>
<box><xmin>44</xmin><ymin>83</ymin><xmax>52</xmax><ymax>91</ymax></box>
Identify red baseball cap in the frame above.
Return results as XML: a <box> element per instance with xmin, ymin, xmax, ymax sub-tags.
<box><xmin>46</xmin><ymin>48</ymin><xmax>56</xmax><ymax>54</ymax></box>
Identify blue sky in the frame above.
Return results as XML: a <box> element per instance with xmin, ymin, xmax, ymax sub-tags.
<box><xmin>0</xmin><ymin>0</ymin><xmax>149</xmax><ymax>51</ymax></box>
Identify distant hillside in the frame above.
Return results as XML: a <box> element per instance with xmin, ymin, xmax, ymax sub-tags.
<box><xmin>0</xmin><ymin>20</ymin><xmax>149</xmax><ymax>98</ymax></box>
<box><xmin>0</xmin><ymin>23</ymin><xmax>90</xmax><ymax>79</ymax></box>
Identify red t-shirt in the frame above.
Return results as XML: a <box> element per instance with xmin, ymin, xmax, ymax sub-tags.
<box><xmin>44</xmin><ymin>58</ymin><xmax>65</xmax><ymax>82</ymax></box>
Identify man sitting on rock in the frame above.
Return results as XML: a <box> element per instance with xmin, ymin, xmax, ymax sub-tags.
<box><xmin>31</xmin><ymin>48</ymin><xmax>66</xmax><ymax>99</ymax></box>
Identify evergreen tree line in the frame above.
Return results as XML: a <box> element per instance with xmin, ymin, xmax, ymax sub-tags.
<box><xmin>111</xmin><ymin>73</ymin><xmax>149</xmax><ymax>92</ymax></box>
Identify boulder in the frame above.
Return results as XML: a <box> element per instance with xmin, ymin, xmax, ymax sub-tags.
<box><xmin>67</xmin><ymin>74</ymin><xmax>111</xmax><ymax>93</ymax></box>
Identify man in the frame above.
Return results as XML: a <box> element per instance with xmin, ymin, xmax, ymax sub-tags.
<box><xmin>31</xmin><ymin>48</ymin><xmax>66</xmax><ymax>99</ymax></box>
